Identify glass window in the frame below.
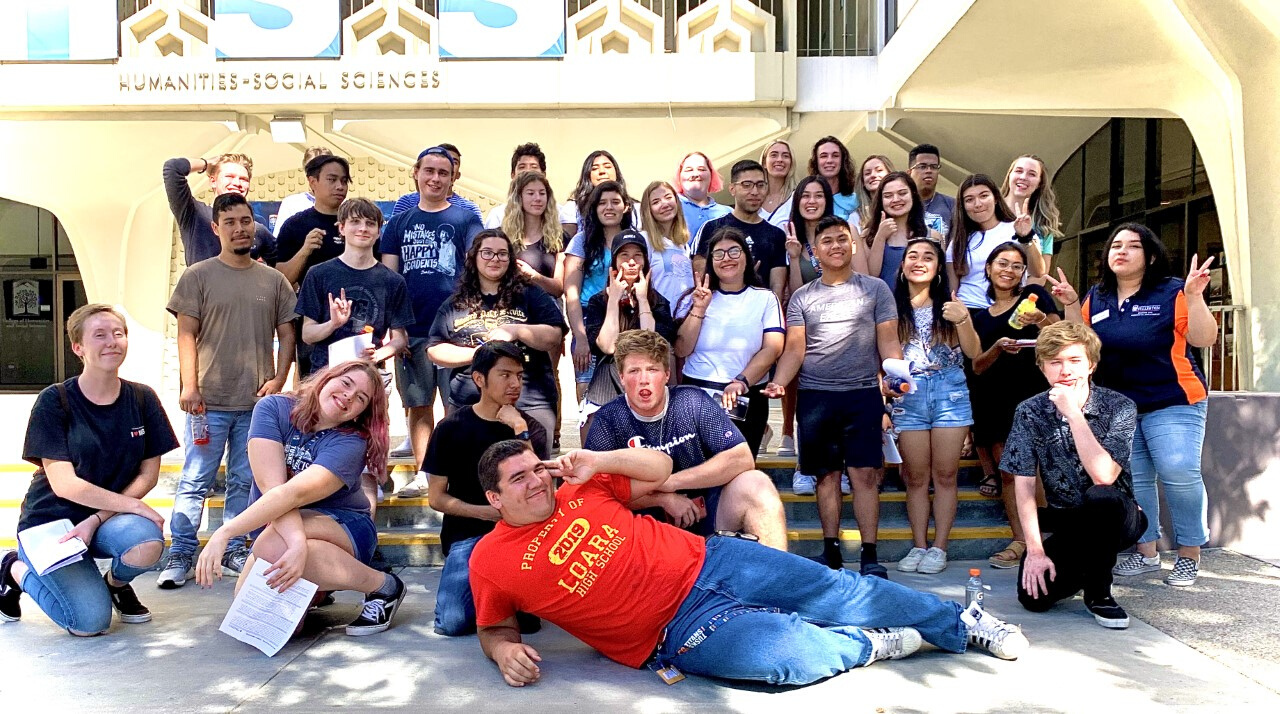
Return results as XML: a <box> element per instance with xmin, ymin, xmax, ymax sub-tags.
<box><xmin>1159</xmin><ymin>120</ymin><xmax>1194</xmax><ymax>203</ymax></box>
<box><xmin>1116</xmin><ymin>119</ymin><xmax>1148</xmax><ymax>218</ymax></box>
<box><xmin>1053</xmin><ymin>235</ymin><xmax>1081</xmax><ymax>292</ymax></box>
<box><xmin>1082</xmin><ymin>126</ymin><xmax>1111</xmax><ymax>229</ymax></box>
<box><xmin>1055</xmin><ymin>151</ymin><xmax>1083</xmax><ymax>237</ymax></box>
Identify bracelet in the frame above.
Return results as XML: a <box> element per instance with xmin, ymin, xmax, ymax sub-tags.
<box><xmin>1064</xmin><ymin>298</ymin><xmax>1078</xmax><ymax>306</ymax></box>
<box><xmin>690</xmin><ymin>312</ymin><xmax>705</xmax><ymax>319</ymax></box>
<box><xmin>956</xmin><ymin>316</ymin><xmax>970</xmax><ymax>325</ymax></box>
<box><xmin>92</xmin><ymin>513</ymin><xmax>103</xmax><ymax>526</ymax></box>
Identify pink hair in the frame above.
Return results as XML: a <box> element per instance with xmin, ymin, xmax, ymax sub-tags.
<box><xmin>289</xmin><ymin>360</ymin><xmax>390</xmax><ymax>479</ymax></box>
<box><xmin>674</xmin><ymin>151</ymin><xmax>724</xmax><ymax>195</ymax></box>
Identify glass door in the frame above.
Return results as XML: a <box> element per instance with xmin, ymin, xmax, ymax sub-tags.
<box><xmin>56</xmin><ymin>275</ymin><xmax>87</xmax><ymax>381</ymax></box>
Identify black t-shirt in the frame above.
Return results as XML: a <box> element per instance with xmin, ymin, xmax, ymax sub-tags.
<box><xmin>295</xmin><ymin>258</ymin><xmax>415</xmax><ymax>374</ymax></box>
<box><xmin>583</xmin><ymin>290</ymin><xmax>677</xmax><ymax>359</ymax></box>
<box><xmin>427</xmin><ymin>284</ymin><xmax>568</xmax><ymax>410</ymax></box>
<box><xmin>971</xmin><ymin>283</ymin><xmax>1062</xmax><ymax>396</ymax></box>
<box><xmin>19</xmin><ymin>379</ymin><xmax>180</xmax><ymax>532</ymax></box>
<box><xmin>519</xmin><ymin>237</ymin><xmax>563</xmax><ymax>280</ymax></box>
<box><xmin>694</xmin><ymin>214</ymin><xmax>787</xmax><ymax>283</ymax></box>
<box><xmin>422</xmin><ymin>405</ymin><xmax>548</xmax><ymax>553</ymax></box>
<box><xmin>276</xmin><ymin>207</ymin><xmax>361</xmax><ymax>286</ymax></box>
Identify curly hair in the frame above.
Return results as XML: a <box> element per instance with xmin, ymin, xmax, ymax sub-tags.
<box><xmin>452</xmin><ymin>229</ymin><xmax>528</xmax><ymax>313</ymax></box>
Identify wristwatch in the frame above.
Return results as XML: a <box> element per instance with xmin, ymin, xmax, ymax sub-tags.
<box><xmin>514</xmin><ymin>429</ymin><xmax>531</xmax><ymax>441</ymax></box>
<box><xmin>733</xmin><ymin>374</ymin><xmax>749</xmax><ymax>388</ymax></box>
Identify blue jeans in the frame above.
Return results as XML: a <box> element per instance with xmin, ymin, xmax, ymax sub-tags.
<box><xmin>1131</xmin><ymin>400</ymin><xmax>1210</xmax><ymax>547</ymax></box>
<box><xmin>434</xmin><ymin>535</ymin><xmax>480</xmax><ymax>636</ymax></box>
<box><xmin>17</xmin><ymin>514</ymin><xmax>162</xmax><ymax>634</ymax></box>
<box><xmin>657</xmin><ymin>537</ymin><xmax>967</xmax><ymax>685</ymax></box>
<box><xmin>170</xmin><ymin>410</ymin><xmax>253</xmax><ymax>556</ymax></box>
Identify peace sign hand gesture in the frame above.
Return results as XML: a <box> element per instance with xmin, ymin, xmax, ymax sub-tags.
<box><xmin>690</xmin><ymin>273</ymin><xmax>713</xmax><ymax>312</ymax></box>
<box><xmin>1014</xmin><ymin>198</ymin><xmax>1034</xmax><ymax>239</ymax></box>
<box><xmin>328</xmin><ymin>288</ymin><xmax>352</xmax><ymax>328</ymax></box>
<box><xmin>784</xmin><ymin>222</ymin><xmax>803</xmax><ymax>260</ymax></box>
<box><xmin>1043</xmin><ymin>267</ymin><xmax>1079</xmax><ymax>306</ymax></box>
<box><xmin>1185</xmin><ymin>254</ymin><xmax>1215</xmax><ymax>298</ymax></box>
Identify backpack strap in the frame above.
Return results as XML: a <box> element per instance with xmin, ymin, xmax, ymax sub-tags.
<box><xmin>55</xmin><ymin>382</ymin><xmax>71</xmax><ymax>432</ymax></box>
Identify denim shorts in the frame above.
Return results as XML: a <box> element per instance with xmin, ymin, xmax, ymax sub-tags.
<box><xmin>890</xmin><ymin>366</ymin><xmax>974</xmax><ymax>432</ymax></box>
<box><xmin>395</xmin><ymin>337</ymin><xmax>450</xmax><ymax>408</ymax></box>
<box><xmin>306</xmin><ymin>507</ymin><xmax>378</xmax><ymax>565</ymax></box>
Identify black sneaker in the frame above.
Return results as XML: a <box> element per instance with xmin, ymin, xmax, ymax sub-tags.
<box><xmin>104</xmin><ymin>571</ymin><xmax>152</xmax><ymax>624</ymax></box>
<box><xmin>860</xmin><ymin>561</ymin><xmax>889</xmax><ymax>580</ymax></box>
<box><xmin>1</xmin><ymin>551</ymin><xmax>22</xmax><ymax>622</ymax></box>
<box><xmin>1085</xmin><ymin>595</ymin><xmax>1130</xmax><ymax>629</ymax></box>
<box><xmin>345</xmin><ymin>574</ymin><xmax>406</xmax><ymax>636</ymax></box>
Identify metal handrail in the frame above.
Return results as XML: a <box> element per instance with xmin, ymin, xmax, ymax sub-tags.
<box><xmin>1202</xmin><ymin>304</ymin><xmax>1246</xmax><ymax>392</ymax></box>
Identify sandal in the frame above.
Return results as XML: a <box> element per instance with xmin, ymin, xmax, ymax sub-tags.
<box><xmin>988</xmin><ymin>541</ymin><xmax>1026</xmax><ymax>569</ymax></box>
<box><xmin>977</xmin><ymin>473</ymin><xmax>1002</xmax><ymax>499</ymax></box>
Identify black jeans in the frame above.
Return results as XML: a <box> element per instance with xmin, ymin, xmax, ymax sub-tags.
<box><xmin>1017</xmin><ymin>484</ymin><xmax>1148</xmax><ymax>610</ymax></box>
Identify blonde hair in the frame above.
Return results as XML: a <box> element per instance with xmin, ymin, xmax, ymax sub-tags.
<box><xmin>502</xmin><ymin>171</ymin><xmax>563</xmax><ymax>254</ymax></box>
<box><xmin>67</xmin><ymin>303</ymin><xmax>126</xmax><ymax>344</ymax></box>
<box><xmin>302</xmin><ymin>146</ymin><xmax>332</xmax><ymax>166</ymax></box>
<box><xmin>1000</xmin><ymin>154</ymin><xmax>1061</xmax><ymax>239</ymax></box>
<box><xmin>759</xmin><ymin>140</ymin><xmax>797</xmax><ymax>195</ymax></box>
<box><xmin>208</xmin><ymin>153</ymin><xmax>254</xmax><ymax>180</ymax></box>
<box><xmin>614</xmin><ymin>329</ymin><xmax>672</xmax><ymax>374</ymax></box>
<box><xmin>639</xmin><ymin>181</ymin><xmax>691</xmax><ymax>254</ymax></box>
<box><xmin>1035</xmin><ymin>321</ymin><xmax>1102</xmax><ymax>367</ymax></box>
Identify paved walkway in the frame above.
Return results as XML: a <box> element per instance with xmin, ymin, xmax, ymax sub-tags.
<box><xmin>2</xmin><ymin>554</ymin><xmax>1277</xmax><ymax>713</ymax></box>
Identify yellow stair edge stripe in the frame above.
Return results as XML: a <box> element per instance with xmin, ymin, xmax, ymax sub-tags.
<box><xmin>757</xmin><ymin>457</ymin><xmax>981</xmax><ymax>469</ymax></box>
<box><xmin>786</xmin><ymin>526</ymin><xmax>1012</xmax><ymax>541</ymax></box>
<box><xmin>2</xmin><ymin>494</ymin><xmax>1002</xmax><ymax>509</ymax></box>
<box><xmin>779</xmin><ymin>491</ymin><xmax>992</xmax><ymax>503</ymax></box>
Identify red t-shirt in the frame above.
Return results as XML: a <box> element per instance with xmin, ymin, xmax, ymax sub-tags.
<box><xmin>471</xmin><ymin>474</ymin><xmax>707</xmax><ymax>668</ymax></box>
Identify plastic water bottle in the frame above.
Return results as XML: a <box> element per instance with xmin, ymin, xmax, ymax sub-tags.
<box><xmin>1008</xmin><ymin>293</ymin><xmax>1041</xmax><ymax>329</ymax></box>
<box><xmin>965</xmin><ymin>568</ymin><xmax>984</xmax><ymax>607</ymax></box>
<box><xmin>885</xmin><ymin>375</ymin><xmax>911</xmax><ymax>395</ymax></box>
<box><xmin>190</xmin><ymin>412</ymin><xmax>210</xmax><ymax>446</ymax></box>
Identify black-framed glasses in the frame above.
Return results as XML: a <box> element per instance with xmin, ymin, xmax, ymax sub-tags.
<box><xmin>735</xmin><ymin>180</ymin><xmax>767</xmax><ymax>192</ymax></box>
<box><xmin>911</xmin><ymin>162</ymin><xmax>942</xmax><ymax>171</ymax></box>
<box><xmin>711</xmin><ymin>247</ymin><xmax>744</xmax><ymax>260</ymax></box>
<box><xmin>479</xmin><ymin>249</ymin><xmax>510</xmax><ymax>261</ymax></box>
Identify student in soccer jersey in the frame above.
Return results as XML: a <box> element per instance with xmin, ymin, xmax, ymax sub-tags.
<box><xmin>765</xmin><ymin>215</ymin><xmax>902</xmax><ymax>577</ymax></box>
<box><xmin>485</xmin><ymin>143</ymin><xmax>549</xmax><ymax>229</ymax></box>
<box><xmin>471</xmin><ymin>443</ymin><xmax>1028</xmax><ymax>687</ymax></box>
<box><xmin>3</xmin><ymin>305</ymin><xmax>179</xmax><ymax>634</ymax></box>
<box><xmin>674</xmin><ymin>151</ymin><xmax>731</xmax><ymax>240</ymax></box>
<box><xmin>162</xmin><ymin>152</ymin><xmax>274</xmax><ymax>265</ymax></box>
<box><xmin>381</xmin><ymin>146</ymin><xmax>484</xmax><ymax>475</ymax></box>
<box><xmin>585</xmin><ymin>330</ymin><xmax>786</xmax><ymax>549</ymax></box>
<box><xmin>390</xmin><ymin>143</ymin><xmax>483</xmax><ymax>221</ymax></box>
<box><xmin>691</xmin><ymin>160</ymin><xmax>787</xmax><ymax>305</ymax></box>
<box><xmin>423</xmin><ymin>342</ymin><xmax>548</xmax><ymax>636</ymax></box>
<box><xmin>674</xmin><ymin>227</ymin><xmax>784</xmax><ymax>457</ymax></box>
<box><xmin>274</xmin><ymin>147</ymin><xmax>334</xmax><ymax>237</ymax></box>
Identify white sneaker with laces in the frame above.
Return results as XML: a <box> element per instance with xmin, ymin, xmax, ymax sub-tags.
<box><xmin>840</xmin><ymin>473</ymin><xmax>851</xmax><ymax>495</ymax></box>
<box><xmin>759</xmin><ymin>424</ymin><xmax>774</xmax><ymax>455</ymax></box>
<box><xmin>792</xmin><ymin>472</ymin><xmax>816</xmax><ymax>496</ymax></box>
<box><xmin>389</xmin><ymin>437</ymin><xmax>413</xmax><ymax>458</ymax></box>
<box><xmin>961</xmin><ymin>601</ymin><xmax>1029</xmax><ymax>660</ymax></box>
<box><xmin>897</xmin><ymin>547</ymin><xmax>927</xmax><ymax>572</ymax></box>
<box><xmin>396</xmin><ymin>473</ymin><xmax>430</xmax><ymax>499</ymax></box>
<box><xmin>777</xmin><ymin>435</ymin><xmax>797</xmax><ymax>457</ymax></box>
<box><xmin>862</xmin><ymin>627</ymin><xmax>922</xmax><ymax>666</ymax></box>
<box><xmin>917</xmin><ymin>546</ymin><xmax>948</xmax><ymax>574</ymax></box>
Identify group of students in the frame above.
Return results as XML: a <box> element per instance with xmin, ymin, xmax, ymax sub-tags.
<box><xmin>0</xmin><ymin>136</ymin><xmax>1217</xmax><ymax>687</ymax></box>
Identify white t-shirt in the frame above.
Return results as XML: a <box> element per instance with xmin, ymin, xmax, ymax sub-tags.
<box><xmin>675</xmin><ymin>286</ymin><xmax>784</xmax><ymax>384</ymax></box>
<box><xmin>273</xmin><ymin>192</ymin><xmax>314</xmax><ymax>237</ymax></box>
<box><xmin>946</xmin><ymin>221</ymin><xmax>1018</xmax><ymax>309</ymax></box>
<box><xmin>758</xmin><ymin>193</ymin><xmax>794</xmax><ymax>229</ymax></box>
<box><xmin>484</xmin><ymin>204</ymin><xmax>506</xmax><ymax>230</ymax></box>
<box><xmin>642</xmin><ymin>233</ymin><xmax>695</xmax><ymax>306</ymax></box>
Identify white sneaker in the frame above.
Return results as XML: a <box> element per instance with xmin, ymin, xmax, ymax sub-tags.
<box><xmin>897</xmin><ymin>547</ymin><xmax>927</xmax><ymax>572</ymax></box>
<box><xmin>396</xmin><ymin>473</ymin><xmax>430</xmax><ymax>498</ymax></box>
<box><xmin>759</xmin><ymin>424</ymin><xmax>774</xmax><ymax>455</ymax></box>
<box><xmin>917</xmin><ymin>546</ymin><xmax>948</xmax><ymax>574</ymax></box>
<box><xmin>862</xmin><ymin>627</ymin><xmax>922</xmax><ymax>666</ymax></box>
<box><xmin>777</xmin><ymin>435</ymin><xmax>796</xmax><ymax>457</ymax></box>
<box><xmin>840</xmin><ymin>474</ymin><xmax>851</xmax><ymax>495</ymax></box>
<box><xmin>792</xmin><ymin>472</ymin><xmax>816</xmax><ymax>496</ymax></box>
<box><xmin>389</xmin><ymin>437</ymin><xmax>413</xmax><ymax>458</ymax></box>
<box><xmin>962</xmin><ymin>601</ymin><xmax>1029</xmax><ymax>660</ymax></box>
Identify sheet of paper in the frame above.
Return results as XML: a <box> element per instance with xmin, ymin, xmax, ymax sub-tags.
<box><xmin>327</xmin><ymin>331</ymin><xmax>374</xmax><ymax>367</ymax></box>
<box><xmin>16</xmin><ymin>519</ymin><xmax>87</xmax><ymax>576</ymax></box>
<box><xmin>882</xmin><ymin>358</ymin><xmax>917</xmax><ymax>394</ymax></box>
<box><xmin>218</xmin><ymin>558</ymin><xmax>318</xmax><ymax>657</ymax></box>
<box><xmin>882</xmin><ymin>429</ymin><xmax>902</xmax><ymax>465</ymax></box>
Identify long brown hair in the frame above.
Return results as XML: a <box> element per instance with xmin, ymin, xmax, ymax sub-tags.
<box><xmin>290</xmin><ymin>361</ymin><xmax>389</xmax><ymax>479</ymax></box>
<box><xmin>948</xmin><ymin>174</ymin><xmax>1016</xmax><ymax>278</ymax></box>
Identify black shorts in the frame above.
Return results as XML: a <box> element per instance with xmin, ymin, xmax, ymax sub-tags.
<box><xmin>797</xmin><ymin>387</ymin><xmax>884</xmax><ymax>473</ymax></box>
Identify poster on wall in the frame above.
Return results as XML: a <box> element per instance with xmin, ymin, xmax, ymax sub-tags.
<box><xmin>439</xmin><ymin>0</ymin><xmax>566</xmax><ymax>58</ymax></box>
<box><xmin>213</xmin><ymin>0</ymin><xmax>341</xmax><ymax>59</ymax></box>
<box><xmin>0</xmin><ymin>0</ymin><xmax>118</xmax><ymax>61</ymax></box>
<box><xmin>4</xmin><ymin>279</ymin><xmax>53</xmax><ymax>321</ymax></box>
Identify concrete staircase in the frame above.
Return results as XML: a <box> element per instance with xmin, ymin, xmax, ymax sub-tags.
<box><xmin>1</xmin><ymin>456</ymin><xmax>1013</xmax><ymax>565</ymax></box>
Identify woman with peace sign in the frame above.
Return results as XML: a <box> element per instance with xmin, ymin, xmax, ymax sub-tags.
<box><xmin>1048</xmin><ymin>223</ymin><xmax>1217</xmax><ymax>587</ymax></box>
<box><xmin>674</xmin><ymin>227</ymin><xmax>784</xmax><ymax>457</ymax></box>
<box><xmin>1000</xmin><ymin>155</ymin><xmax>1061</xmax><ymax>276</ymax></box>
<box><xmin>946</xmin><ymin>174</ymin><xmax>1046</xmax><ymax>309</ymax></box>
<box><xmin>889</xmin><ymin>238</ymin><xmax>981</xmax><ymax>574</ymax></box>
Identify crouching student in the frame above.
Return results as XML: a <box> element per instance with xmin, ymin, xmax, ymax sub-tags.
<box><xmin>1000</xmin><ymin>322</ymin><xmax>1147</xmax><ymax>629</ymax></box>
<box><xmin>194</xmin><ymin>361</ymin><xmax>407</xmax><ymax>636</ymax></box>
<box><xmin>425</xmin><ymin>341</ymin><xmax>547</xmax><ymax>636</ymax></box>
<box><xmin>3</xmin><ymin>304</ymin><xmax>179</xmax><ymax>635</ymax></box>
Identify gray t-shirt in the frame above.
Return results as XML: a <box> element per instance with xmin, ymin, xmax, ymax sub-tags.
<box><xmin>786</xmin><ymin>273</ymin><xmax>897</xmax><ymax>390</ymax></box>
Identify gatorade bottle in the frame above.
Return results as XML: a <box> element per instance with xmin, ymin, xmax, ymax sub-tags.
<box><xmin>1008</xmin><ymin>293</ymin><xmax>1040</xmax><ymax>329</ymax></box>
<box><xmin>885</xmin><ymin>375</ymin><xmax>911</xmax><ymax>395</ymax></box>
<box><xmin>965</xmin><ymin>568</ymin><xmax>984</xmax><ymax>607</ymax></box>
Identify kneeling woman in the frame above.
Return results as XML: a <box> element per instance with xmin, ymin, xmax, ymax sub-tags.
<box><xmin>194</xmin><ymin>361</ymin><xmax>405</xmax><ymax>636</ymax></box>
<box><xmin>3</xmin><ymin>304</ymin><xmax>179</xmax><ymax>635</ymax></box>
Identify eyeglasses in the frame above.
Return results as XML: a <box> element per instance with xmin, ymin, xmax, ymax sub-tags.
<box><xmin>911</xmin><ymin>162</ymin><xmax>942</xmax><ymax>171</ymax></box>
<box><xmin>711</xmin><ymin>247</ymin><xmax>744</xmax><ymax>260</ymax></box>
<box><xmin>735</xmin><ymin>180</ymin><xmax>767</xmax><ymax>192</ymax></box>
<box><xmin>992</xmin><ymin>260</ymin><xmax>1025</xmax><ymax>272</ymax></box>
<box><xmin>479</xmin><ymin>249</ymin><xmax>510</xmax><ymax>262</ymax></box>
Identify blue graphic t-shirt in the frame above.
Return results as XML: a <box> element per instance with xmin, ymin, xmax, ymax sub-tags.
<box><xmin>247</xmin><ymin>394</ymin><xmax>370</xmax><ymax>513</ymax></box>
<box><xmin>381</xmin><ymin>204</ymin><xmax>482</xmax><ymax>337</ymax></box>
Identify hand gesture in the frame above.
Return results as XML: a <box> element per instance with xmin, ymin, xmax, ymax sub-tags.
<box><xmin>690</xmin><ymin>273</ymin><xmax>712</xmax><ymax>313</ymax></box>
<box><xmin>994</xmin><ymin>336</ymin><xmax>1022</xmax><ymax>354</ymax></box>
<box><xmin>60</xmin><ymin>514</ymin><xmax>102</xmax><ymax>546</ymax></box>
<box><xmin>784</xmin><ymin>222</ymin><xmax>803</xmax><ymax>260</ymax></box>
<box><xmin>874</xmin><ymin>211</ymin><xmax>896</xmax><ymax>243</ymax></box>
<box><xmin>328</xmin><ymin>288</ymin><xmax>352</xmax><ymax>328</ymax></box>
<box><xmin>1043</xmin><ymin>267</ymin><xmax>1079</xmax><ymax>306</ymax></box>
<box><xmin>180</xmin><ymin>385</ymin><xmax>205</xmax><ymax>414</ymax></box>
<box><xmin>1048</xmin><ymin>381</ymin><xmax>1087</xmax><ymax>418</ymax></box>
<box><xmin>194</xmin><ymin>530</ymin><xmax>230</xmax><ymax>588</ymax></box>
<box><xmin>721</xmin><ymin>380</ymin><xmax>747</xmax><ymax>410</ymax></box>
<box><xmin>763</xmin><ymin>382</ymin><xmax>785</xmax><ymax>398</ymax></box>
<box><xmin>1013</xmin><ymin>198</ymin><xmax>1034</xmax><ymax>238</ymax></box>
<box><xmin>605</xmin><ymin>268</ymin><xmax>628</xmax><ymax>303</ymax></box>
<box><xmin>1021</xmin><ymin>551</ymin><xmax>1057</xmax><ymax>600</ymax></box>
<box><xmin>488</xmin><ymin>326</ymin><xmax>516</xmax><ymax>343</ymax></box>
<box><xmin>942</xmin><ymin>291</ymin><xmax>969</xmax><ymax>324</ymax></box>
<box><xmin>1016</xmin><ymin>307</ymin><xmax>1046</xmax><ymax>327</ymax></box>
<box><xmin>495</xmin><ymin>641</ymin><xmax>542</xmax><ymax>687</ymax></box>
<box><xmin>541</xmin><ymin>450</ymin><xmax>597</xmax><ymax>485</ymax></box>
<box><xmin>257</xmin><ymin>376</ymin><xmax>285</xmax><ymax>397</ymax></box>
<box><xmin>130</xmin><ymin>500</ymin><xmax>166</xmax><ymax>532</ymax></box>
<box><xmin>496</xmin><ymin>404</ymin><xmax>528</xmax><ymax>434</ymax></box>
<box><xmin>303</xmin><ymin>227</ymin><xmax>325</xmax><ymax>254</ymax></box>
<box><xmin>515</xmin><ymin>259</ymin><xmax>539</xmax><ymax>280</ymax></box>
<box><xmin>1185</xmin><ymin>254</ymin><xmax>1215</xmax><ymax>298</ymax></box>
<box><xmin>263</xmin><ymin>543</ymin><xmax>307</xmax><ymax>593</ymax></box>
<box><xmin>633</xmin><ymin>267</ymin><xmax>650</xmax><ymax>303</ymax></box>
<box><xmin>660</xmin><ymin>493</ymin><xmax>705</xmax><ymax>529</ymax></box>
